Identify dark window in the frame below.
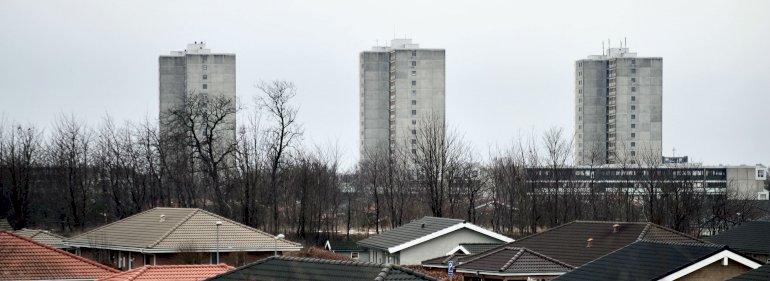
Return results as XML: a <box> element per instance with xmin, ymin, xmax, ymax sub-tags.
<box><xmin>202</xmin><ymin>74</ymin><xmax>208</xmax><ymax>80</ymax></box>
<box><xmin>631</xmin><ymin>68</ymin><xmax>636</xmax><ymax>74</ymax></box>
<box><xmin>631</xmin><ymin>142</ymin><xmax>636</xmax><ymax>147</ymax></box>
<box><xmin>631</xmin><ymin>124</ymin><xmax>636</xmax><ymax>128</ymax></box>
<box><xmin>412</xmin><ymin>129</ymin><xmax>416</xmax><ymax>134</ymax></box>
<box><xmin>411</xmin><ymin>61</ymin><xmax>416</xmax><ymax>67</ymax></box>
<box><xmin>631</xmin><ymin>114</ymin><xmax>636</xmax><ymax>119</ymax></box>
<box><xmin>202</xmin><ymin>84</ymin><xmax>208</xmax><ymax>89</ymax></box>
<box><xmin>411</xmin><ymin>100</ymin><xmax>416</xmax><ymax>105</ymax></box>
<box><xmin>411</xmin><ymin>81</ymin><xmax>416</xmax><ymax>86</ymax></box>
<box><xmin>631</xmin><ymin>151</ymin><xmax>636</xmax><ymax>156</ymax></box>
<box><xmin>631</xmin><ymin>105</ymin><xmax>635</xmax><ymax>110</ymax></box>
<box><xmin>411</xmin><ymin>110</ymin><xmax>416</xmax><ymax>115</ymax></box>
<box><xmin>631</xmin><ymin>133</ymin><xmax>636</xmax><ymax>138</ymax></box>
<box><xmin>631</xmin><ymin>77</ymin><xmax>636</xmax><ymax>83</ymax></box>
<box><xmin>631</xmin><ymin>87</ymin><xmax>636</xmax><ymax>92</ymax></box>
<box><xmin>411</xmin><ymin>50</ymin><xmax>417</xmax><ymax>56</ymax></box>
<box><xmin>631</xmin><ymin>96</ymin><xmax>636</xmax><ymax>101</ymax></box>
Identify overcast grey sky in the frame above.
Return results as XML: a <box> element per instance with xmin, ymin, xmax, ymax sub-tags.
<box><xmin>1</xmin><ymin>0</ymin><xmax>768</xmax><ymax>168</ymax></box>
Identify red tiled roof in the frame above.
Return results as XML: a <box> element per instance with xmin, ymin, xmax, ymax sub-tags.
<box><xmin>99</xmin><ymin>264</ymin><xmax>233</xmax><ymax>281</ymax></box>
<box><xmin>0</xmin><ymin>231</ymin><xmax>119</xmax><ymax>281</ymax></box>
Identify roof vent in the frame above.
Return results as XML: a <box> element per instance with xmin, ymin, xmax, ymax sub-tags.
<box><xmin>421</xmin><ymin>223</ymin><xmax>426</xmax><ymax>229</ymax></box>
<box><xmin>586</xmin><ymin>237</ymin><xmax>593</xmax><ymax>248</ymax></box>
<box><xmin>612</xmin><ymin>223</ymin><xmax>621</xmax><ymax>233</ymax></box>
<box><xmin>159</xmin><ymin>214</ymin><xmax>166</xmax><ymax>222</ymax></box>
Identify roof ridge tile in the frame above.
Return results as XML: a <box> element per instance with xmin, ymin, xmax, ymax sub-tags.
<box><xmin>147</xmin><ymin>208</ymin><xmax>199</xmax><ymax>248</ymax></box>
<box><xmin>499</xmin><ymin>248</ymin><xmax>525</xmax><ymax>271</ymax></box>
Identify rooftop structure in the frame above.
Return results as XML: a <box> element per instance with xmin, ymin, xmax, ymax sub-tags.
<box><xmin>357</xmin><ymin>216</ymin><xmax>512</xmax><ymax>265</ymax></box>
<box><xmin>554</xmin><ymin>241</ymin><xmax>760</xmax><ymax>281</ymax></box>
<box><xmin>98</xmin><ymin>264</ymin><xmax>233</xmax><ymax>281</ymax></box>
<box><xmin>0</xmin><ymin>231</ymin><xmax>119</xmax><ymax>281</ymax></box>
<box><xmin>708</xmin><ymin>220</ymin><xmax>770</xmax><ymax>262</ymax></box>
<box><xmin>207</xmin><ymin>256</ymin><xmax>437</xmax><ymax>281</ymax></box>
<box><xmin>14</xmin><ymin>228</ymin><xmax>68</xmax><ymax>249</ymax></box>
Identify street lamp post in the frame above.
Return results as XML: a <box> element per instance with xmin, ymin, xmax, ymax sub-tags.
<box><xmin>215</xmin><ymin>221</ymin><xmax>222</xmax><ymax>264</ymax></box>
<box><xmin>274</xmin><ymin>234</ymin><xmax>285</xmax><ymax>256</ymax></box>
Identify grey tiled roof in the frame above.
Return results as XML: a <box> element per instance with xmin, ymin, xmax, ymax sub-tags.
<box><xmin>459</xmin><ymin>243</ymin><xmax>503</xmax><ymax>254</ymax></box>
<box><xmin>456</xmin><ymin>246</ymin><xmax>574</xmax><ymax>275</ymax></box>
<box><xmin>421</xmin><ymin>253</ymin><xmax>466</xmax><ymax>268</ymax></box>
<box><xmin>14</xmin><ymin>228</ymin><xmax>68</xmax><ymax>249</ymax></box>
<box><xmin>708</xmin><ymin>221</ymin><xmax>770</xmax><ymax>255</ymax></box>
<box><xmin>554</xmin><ymin>241</ymin><xmax>728</xmax><ymax>281</ymax></box>
<box><xmin>357</xmin><ymin>217</ymin><xmax>465</xmax><ymax>251</ymax></box>
<box><xmin>471</xmin><ymin>221</ymin><xmax>711</xmax><ymax>267</ymax></box>
<box><xmin>206</xmin><ymin>256</ymin><xmax>437</xmax><ymax>281</ymax></box>
<box><xmin>731</xmin><ymin>264</ymin><xmax>770</xmax><ymax>280</ymax></box>
<box><xmin>64</xmin><ymin>207</ymin><xmax>302</xmax><ymax>253</ymax></box>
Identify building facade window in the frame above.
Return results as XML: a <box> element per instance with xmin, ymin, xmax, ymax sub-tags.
<box><xmin>202</xmin><ymin>65</ymin><xmax>208</xmax><ymax>71</ymax></box>
<box><xmin>631</xmin><ymin>105</ymin><xmax>635</xmax><ymax>110</ymax></box>
<box><xmin>631</xmin><ymin>96</ymin><xmax>636</xmax><ymax>101</ymax></box>
<box><xmin>203</xmin><ymin>74</ymin><xmax>208</xmax><ymax>80</ymax></box>
<box><xmin>631</xmin><ymin>87</ymin><xmax>636</xmax><ymax>92</ymax></box>
<box><xmin>631</xmin><ymin>114</ymin><xmax>636</xmax><ymax>119</ymax></box>
<box><xmin>411</xmin><ymin>70</ymin><xmax>416</xmax><ymax>76</ymax></box>
<box><xmin>631</xmin><ymin>124</ymin><xmax>636</xmax><ymax>128</ymax></box>
<box><xmin>411</xmin><ymin>81</ymin><xmax>416</xmax><ymax>86</ymax></box>
<box><xmin>631</xmin><ymin>133</ymin><xmax>636</xmax><ymax>138</ymax></box>
<box><xmin>631</xmin><ymin>142</ymin><xmax>636</xmax><ymax>147</ymax></box>
<box><xmin>202</xmin><ymin>84</ymin><xmax>208</xmax><ymax>89</ymax></box>
<box><xmin>411</xmin><ymin>110</ymin><xmax>416</xmax><ymax>115</ymax></box>
<box><xmin>411</xmin><ymin>61</ymin><xmax>416</xmax><ymax>67</ymax></box>
<box><xmin>411</xmin><ymin>100</ymin><xmax>416</xmax><ymax>105</ymax></box>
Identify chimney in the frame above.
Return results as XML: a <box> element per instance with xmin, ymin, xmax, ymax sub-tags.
<box><xmin>159</xmin><ymin>214</ymin><xmax>166</xmax><ymax>223</ymax></box>
<box><xmin>586</xmin><ymin>237</ymin><xmax>593</xmax><ymax>248</ymax></box>
<box><xmin>612</xmin><ymin>224</ymin><xmax>621</xmax><ymax>233</ymax></box>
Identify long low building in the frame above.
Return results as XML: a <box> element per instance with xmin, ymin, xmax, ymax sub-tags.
<box><xmin>524</xmin><ymin>164</ymin><xmax>767</xmax><ymax>199</ymax></box>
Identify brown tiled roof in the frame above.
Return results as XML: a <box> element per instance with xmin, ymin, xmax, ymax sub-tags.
<box><xmin>465</xmin><ymin>221</ymin><xmax>711</xmax><ymax>268</ymax></box>
<box><xmin>0</xmin><ymin>231</ymin><xmax>119</xmax><ymax>281</ymax></box>
<box><xmin>456</xmin><ymin>246</ymin><xmax>574</xmax><ymax>275</ymax></box>
<box><xmin>64</xmin><ymin>207</ymin><xmax>303</xmax><ymax>253</ymax></box>
<box><xmin>14</xmin><ymin>228</ymin><xmax>69</xmax><ymax>249</ymax></box>
<box><xmin>99</xmin><ymin>264</ymin><xmax>233</xmax><ymax>281</ymax></box>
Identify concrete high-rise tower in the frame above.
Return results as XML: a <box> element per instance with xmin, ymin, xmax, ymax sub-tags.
<box><xmin>574</xmin><ymin>44</ymin><xmax>662</xmax><ymax>165</ymax></box>
<box><xmin>359</xmin><ymin>39</ymin><xmax>445</xmax><ymax>159</ymax></box>
<box><xmin>159</xmin><ymin>42</ymin><xmax>236</xmax><ymax>143</ymax></box>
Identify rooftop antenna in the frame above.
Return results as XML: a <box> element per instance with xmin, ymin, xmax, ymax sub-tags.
<box><xmin>624</xmin><ymin>37</ymin><xmax>627</xmax><ymax>48</ymax></box>
<box><xmin>602</xmin><ymin>41</ymin><xmax>605</xmax><ymax>55</ymax></box>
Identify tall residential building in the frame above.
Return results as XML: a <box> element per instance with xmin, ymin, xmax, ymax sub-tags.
<box><xmin>574</xmin><ymin>45</ymin><xmax>662</xmax><ymax>165</ymax></box>
<box><xmin>359</xmin><ymin>39</ymin><xmax>445</xmax><ymax>158</ymax></box>
<box><xmin>159</xmin><ymin>42</ymin><xmax>236</xmax><ymax>142</ymax></box>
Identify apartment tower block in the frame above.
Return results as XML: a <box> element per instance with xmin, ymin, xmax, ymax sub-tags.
<box><xmin>574</xmin><ymin>45</ymin><xmax>662</xmax><ymax>165</ymax></box>
<box><xmin>359</xmin><ymin>39</ymin><xmax>445</xmax><ymax>158</ymax></box>
<box><xmin>159</xmin><ymin>42</ymin><xmax>236</xmax><ymax>142</ymax></box>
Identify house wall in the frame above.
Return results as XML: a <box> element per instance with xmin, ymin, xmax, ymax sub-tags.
<box><xmin>398</xmin><ymin>228</ymin><xmax>502</xmax><ymax>265</ymax></box>
<box><xmin>677</xmin><ymin>259</ymin><xmax>751</xmax><ymax>281</ymax></box>
<box><xmin>77</xmin><ymin>247</ymin><xmax>272</xmax><ymax>270</ymax></box>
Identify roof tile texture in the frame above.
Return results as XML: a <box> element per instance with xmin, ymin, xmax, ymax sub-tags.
<box><xmin>65</xmin><ymin>207</ymin><xmax>302</xmax><ymax>252</ymax></box>
<box><xmin>99</xmin><ymin>264</ymin><xmax>233</xmax><ymax>281</ymax></box>
<box><xmin>0</xmin><ymin>231</ymin><xmax>119</xmax><ymax>281</ymax></box>
<box><xmin>358</xmin><ymin>217</ymin><xmax>465</xmax><ymax>251</ymax></box>
<box><xmin>207</xmin><ymin>256</ymin><xmax>436</xmax><ymax>281</ymax></box>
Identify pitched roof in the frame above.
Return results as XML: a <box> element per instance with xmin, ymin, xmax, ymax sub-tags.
<box><xmin>476</xmin><ymin>221</ymin><xmax>711</xmax><ymax>267</ymax></box>
<box><xmin>458</xmin><ymin>243</ymin><xmax>503</xmax><ymax>254</ymax></box>
<box><xmin>708</xmin><ymin>221</ymin><xmax>770</xmax><ymax>255</ymax></box>
<box><xmin>14</xmin><ymin>228</ymin><xmax>69</xmax><ymax>249</ymax></box>
<box><xmin>206</xmin><ymin>256</ymin><xmax>437</xmax><ymax>281</ymax></box>
<box><xmin>421</xmin><ymin>253</ymin><xmax>466</xmax><ymax>268</ymax></box>
<box><xmin>731</xmin><ymin>263</ymin><xmax>770</xmax><ymax>281</ymax></box>
<box><xmin>0</xmin><ymin>231</ymin><xmax>119</xmax><ymax>281</ymax></box>
<box><xmin>99</xmin><ymin>264</ymin><xmax>233</xmax><ymax>281</ymax></box>
<box><xmin>554</xmin><ymin>241</ymin><xmax>759</xmax><ymax>281</ymax></box>
<box><xmin>456</xmin><ymin>246</ymin><xmax>574</xmax><ymax>276</ymax></box>
<box><xmin>64</xmin><ymin>207</ymin><xmax>302</xmax><ymax>253</ymax></box>
<box><xmin>357</xmin><ymin>217</ymin><xmax>512</xmax><ymax>253</ymax></box>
